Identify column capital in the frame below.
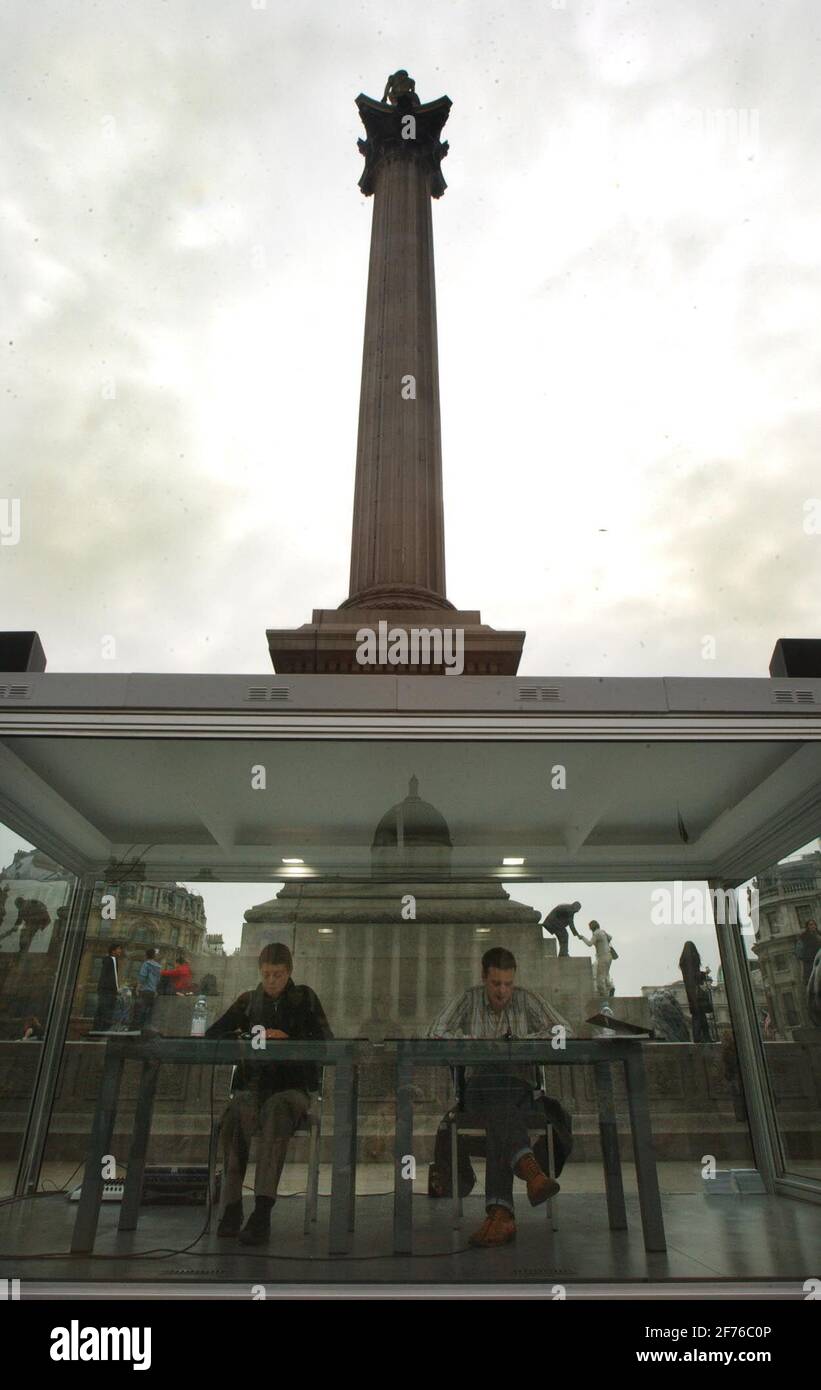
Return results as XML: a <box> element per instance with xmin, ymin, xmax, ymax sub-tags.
<box><xmin>355</xmin><ymin>91</ymin><xmax>451</xmax><ymax>198</ymax></box>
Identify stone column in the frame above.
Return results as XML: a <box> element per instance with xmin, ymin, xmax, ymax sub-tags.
<box><xmin>342</xmin><ymin>90</ymin><xmax>453</xmax><ymax>612</ymax></box>
<box><xmin>364</xmin><ymin>923</ymin><xmax>375</xmax><ymax>1015</ymax></box>
<box><xmin>390</xmin><ymin>923</ymin><xmax>401</xmax><ymax>1016</ymax></box>
<box><xmin>415</xmin><ymin>926</ymin><xmax>427</xmax><ymax>1029</ymax></box>
<box><xmin>264</xmin><ymin>78</ymin><xmax>526</xmax><ymax>676</ymax></box>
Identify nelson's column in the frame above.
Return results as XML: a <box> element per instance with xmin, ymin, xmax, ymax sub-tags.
<box><xmin>266</xmin><ymin>70</ymin><xmax>525</xmax><ymax>675</ymax></box>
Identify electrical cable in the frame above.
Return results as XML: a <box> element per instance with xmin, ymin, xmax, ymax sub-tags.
<box><xmin>4</xmin><ymin>1039</ymin><xmax>476</xmax><ymax>1263</ymax></box>
<box><xmin>7</xmin><ymin>1062</ymin><xmax>474</xmax><ymax>1261</ymax></box>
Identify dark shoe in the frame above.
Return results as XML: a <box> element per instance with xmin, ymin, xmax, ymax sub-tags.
<box><xmin>217</xmin><ymin>1201</ymin><xmax>243</xmax><ymax>1237</ymax></box>
<box><xmin>514</xmin><ymin>1151</ymin><xmax>561</xmax><ymax>1206</ymax></box>
<box><xmin>238</xmin><ymin>1203</ymin><xmax>273</xmax><ymax>1246</ymax></box>
<box><xmin>468</xmin><ymin>1205</ymin><xmax>516</xmax><ymax>1247</ymax></box>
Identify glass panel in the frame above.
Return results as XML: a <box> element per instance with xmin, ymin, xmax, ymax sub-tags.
<box><xmin>40</xmin><ymin>877</ymin><xmax>219</xmax><ymax>1189</ymax></box>
<box><xmin>38</xmin><ymin>871</ymin><xmax>757</xmax><ymax>1227</ymax></box>
<box><xmin>1</xmin><ymin>733</ymin><xmax>814</xmax><ymax>1282</ymax></box>
<box><xmin>0</xmin><ymin>821</ymin><xmax>76</xmax><ymax>1195</ymax></box>
<box><xmin>739</xmin><ymin>837</ymin><xmax>821</xmax><ymax>1181</ymax></box>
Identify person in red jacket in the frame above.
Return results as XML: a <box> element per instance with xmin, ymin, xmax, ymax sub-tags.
<box><xmin>161</xmin><ymin>954</ymin><xmax>193</xmax><ymax>994</ymax></box>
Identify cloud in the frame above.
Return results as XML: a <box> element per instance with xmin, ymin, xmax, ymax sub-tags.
<box><xmin>1</xmin><ymin>0</ymin><xmax>819</xmax><ymax>678</ymax></box>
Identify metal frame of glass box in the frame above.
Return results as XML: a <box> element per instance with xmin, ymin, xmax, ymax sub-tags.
<box><xmin>1</xmin><ymin>671</ymin><xmax>820</xmax><ymax>1209</ymax></box>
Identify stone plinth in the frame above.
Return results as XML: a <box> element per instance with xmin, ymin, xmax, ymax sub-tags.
<box><xmin>267</xmin><ymin>607</ymin><xmax>525</xmax><ymax>675</ymax></box>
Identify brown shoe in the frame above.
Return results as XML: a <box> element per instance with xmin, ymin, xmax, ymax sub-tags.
<box><xmin>514</xmin><ymin>1151</ymin><xmax>561</xmax><ymax>1207</ymax></box>
<box><xmin>468</xmin><ymin>1205</ymin><xmax>517</xmax><ymax>1247</ymax></box>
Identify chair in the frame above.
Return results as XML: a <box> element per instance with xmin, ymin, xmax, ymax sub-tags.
<box><xmin>209</xmin><ymin>1068</ymin><xmax>324</xmax><ymax>1235</ymax></box>
<box><xmin>447</xmin><ymin>1065</ymin><xmax>559</xmax><ymax>1231</ymax></box>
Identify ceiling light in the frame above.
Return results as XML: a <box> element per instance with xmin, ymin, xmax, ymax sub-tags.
<box><xmin>502</xmin><ymin>857</ymin><xmax>525</xmax><ymax>866</ymax></box>
<box><xmin>282</xmin><ymin>857</ymin><xmax>304</xmax><ymax>864</ymax></box>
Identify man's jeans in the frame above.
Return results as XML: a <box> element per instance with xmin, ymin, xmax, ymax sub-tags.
<box><xmin>552</xmin><ymin>926</ymin><xmax>569</xmax><ymax>957</ymax></box>
<box><xmin>463</xmin><ymin>1074</ymin><xmax>535</xmax><ymax>1215</ymax></box>
<box><xmin>92</xmin><ymin>990</ymin><xmax>116</xmax><ymax>1032</ymax></box>
<box><xmin>134</xmin><ymin>989</ymin><xmax>156</xmax><ymax>1029</ymax></box>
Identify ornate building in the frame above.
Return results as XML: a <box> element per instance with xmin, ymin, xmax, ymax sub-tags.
<box><xmin>752</xmin><ymin>850</ymin><xmax>821</xmax><ymax>1038</ymax></box>
<box><xmin>73</xmin><ymin>880</ymin><xmax>208</xmax><ymax>1028</ymax></box>
<box><xmin>0</xmin><ymin>847</ymin><xmax>208</xmax><ymax>1037</ymax></box>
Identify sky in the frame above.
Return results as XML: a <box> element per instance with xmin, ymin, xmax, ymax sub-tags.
<box><xmin>1</xmin><ymin>3</ymin><xmax>820</xmax><ymax>997</ymax></box>
<box><xmin>2</xmin><ymin>0</ymin><xmax>820</xmax><ymax>677</ymax></box>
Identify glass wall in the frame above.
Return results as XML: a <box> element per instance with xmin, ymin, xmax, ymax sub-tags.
<box><xmin>0</xmin><ymin>732</ymin><xmax>818</xmax><ymax>1279</ymax></box>
<box><xmin>738</xmin><ymin>837</ymin><xmax>821</xmax><ymax>1182</ymax></box>
<box><xmin>37</xmin><ymin>870</ymin><xmax>759</xmax><ymax>1214</ymax></box>
<box><xmin>39</xmin><ymin>879</ymin><xmax>282</xmax><ymax>1186</ymax></box>
<box><xmin>0</xmin><ymin>820</ymin><xmax>76</xmax><ymax>1195</ymax></box>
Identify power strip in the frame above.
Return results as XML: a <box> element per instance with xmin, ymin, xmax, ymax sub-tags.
<box><xmin>68</xmin><ymin>1181</ymin><xmax>124</xmax><ymax>1202</ymax></box>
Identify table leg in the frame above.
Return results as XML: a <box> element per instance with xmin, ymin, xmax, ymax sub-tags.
<box><xmin>118</xmin><ymin>1060</ymin><xmax>160</xmax><ymax>1232</ymax></box>
<box><xmin>593</xmin><ymin>1061</ymin><xmax>627</xmax><ymax>1230</ymax></box>
<box><xmin>329</xmin><ymin>1061</ymin><xmax>354</xmax><ymax>1255</ymax></box>
<box><xmin>347</xmin><ymin>1066</ymin><xmax>359</xmax><ymax>1232</ymax></box>
<box><xmin>393</xmin><ymin>1052</ymin><xmax>414</xmax><ymax>1255</ymax></box>
<box><xmin>71</xmin><ymin>1047</ymin><xmax>125</xmax><ymax>1253</ymax></box>
<box><xmin>624</xmin><ymin>1051</ymin><xmax>667</xmax><ymax>1253</ymax></box>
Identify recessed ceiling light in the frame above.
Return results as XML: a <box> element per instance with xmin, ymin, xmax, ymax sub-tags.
<box><xmin>502</xmin><ymin>857</ymin><xmax>525</xmax><ymax>866</ymax></box>
<box><xmin>282</xmin><ymin>858</ymin><xmax>304</xmax><ymax>864</ymax></box>
<box><xmin>476</xmin><ymin>928</ymin><xmax>491</xmax><ymax>934</ymax></box>
<box><xmin>317</xmin><ymin>928</ymin><xmax>334</xmax><ymax>935</ymax></box>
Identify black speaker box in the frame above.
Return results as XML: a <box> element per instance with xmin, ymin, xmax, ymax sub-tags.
<box><xmin>769</xmin><ymin>639</ymin><xmax>821</xmax><ymax>678</ymax></box>
<box><xmin>0</xmin><ymin>631</ymin><xmax>46</xmax><ymax>672</ymax></box>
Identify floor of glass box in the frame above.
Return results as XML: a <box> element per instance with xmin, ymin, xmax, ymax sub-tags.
<box><xmin>1</xmin><ymin>1172</ymin><xmax>818</xmax><ymax>1285</ymax></box>
<box><xmin>6</xmin><ymin>1159</ymin><xmax>821</xmax><ymax>1198</ymax></box>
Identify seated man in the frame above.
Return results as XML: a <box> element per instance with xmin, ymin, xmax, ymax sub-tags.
<box><xmin>205</xmin><ymin>943</ymin><xmax>332</xmax><ymax>1246</ymax></box>
<box><xmin>428</xmin><ymin>946</ymin><xmax>572</xmax><ymax>1248</ymax></box>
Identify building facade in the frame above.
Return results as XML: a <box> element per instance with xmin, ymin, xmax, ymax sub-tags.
<box><xmin>753</xmin><ymin>851</ymin><xmax>821</xmax><ymax>1038</ymax></box>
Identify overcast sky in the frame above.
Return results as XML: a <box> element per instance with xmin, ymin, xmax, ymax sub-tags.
<box><xmin>2</xmin><ymin>0</ymin><xmax>820</xmax><ymax>677</ymax></box>
<box><xmin>2</xmin><ymin>4</ymin><xmax>820</xmax><ymax>997</ymax></box>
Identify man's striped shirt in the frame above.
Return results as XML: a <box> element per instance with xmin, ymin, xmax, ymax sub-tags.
<box><xmin>427</xmin><ymin>985</ymin><xmax>572</xmax><ymax>1084</ymax></box>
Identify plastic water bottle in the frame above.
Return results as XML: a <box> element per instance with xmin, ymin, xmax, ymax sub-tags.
<box><xmin>190</xmin><ymin>996</ymin><xmax>207</xmax><ymax>1037</ymax></box>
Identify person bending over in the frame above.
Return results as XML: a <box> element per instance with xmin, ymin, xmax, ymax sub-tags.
<box><xmin>541</xmin><ymin>902</ymin><xmax>583</xmax><ymax>957</ymax></box>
